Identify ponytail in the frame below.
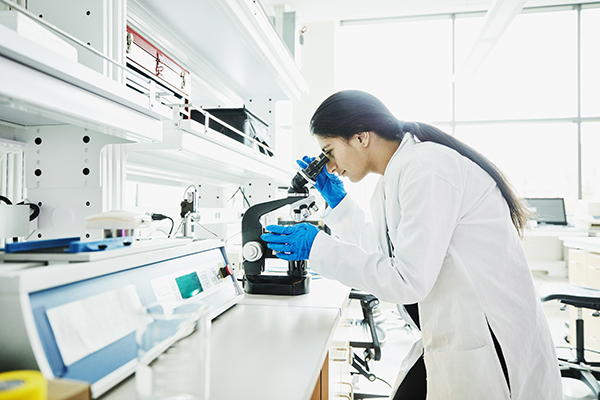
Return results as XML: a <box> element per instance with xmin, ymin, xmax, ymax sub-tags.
<box><xmin>311</xmin><ymin>90</ymin><xmax>530</xmax><ymax>237</ymax></box>
<box><xmin>402</xmin><ymin>121</ymin><xmax>530</xmax><ymax>237</ymax></box>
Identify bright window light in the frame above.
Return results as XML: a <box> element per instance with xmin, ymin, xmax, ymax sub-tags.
<box><xmin>581</xmin><ymin>8</ymin><xmax>600</xmax><ymax>117</ymax></box>
<box><xmin>335</xmin><ymin>18</ymin><xmax>452</xmax><ymax>122</ymax></box>
<box><xmin>455</xmin><ymin>122</ymin><xmax>578</xmax><ymax>212</ymax></box>
<box><xmin>455</xmin><ymin>10</ymin><xmax>577</xmax><ymax>120</ymax></box>
<box><xmin>582</xmin><ymin>123</ymin><xmax>600</xmax><ymax>200</ymax></box>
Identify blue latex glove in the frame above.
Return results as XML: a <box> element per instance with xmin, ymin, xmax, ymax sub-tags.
<box><xmin>297</xmin><ymin>155</ymin><xmax>347</xmax><ymax>208</ymax></box>
<box><xmin>261</xmin><ymin>223</ymin><xmax>320</xmax><ymax>261</ymax></box>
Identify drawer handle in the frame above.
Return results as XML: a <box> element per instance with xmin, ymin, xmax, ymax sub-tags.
<box><xmin>332</xmin><ymin>347</ymin><xmax>349</xmax><ymax>362</ymax></box>
<box><xmin>589</xmin><ymin>266</ymin><xmax>600</xmax><ymax>270</ymax></box>
<box><xmin>337</xmin><ymin>382</ymin><xmax>354</xmax><ymax>398</ymax></box>
<box><xmin>590</xmin><ymin>336</ymin><xmax>600</xmax><ymax>342</ymax></box>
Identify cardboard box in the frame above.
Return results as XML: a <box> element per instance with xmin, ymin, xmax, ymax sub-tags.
<box><xmin>48</xmin><ymin>379</ymin><xmax>91</xmax><ymax>400</ymax></box>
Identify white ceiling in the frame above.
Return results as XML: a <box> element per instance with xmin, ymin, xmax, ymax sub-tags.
<box><xmin>260</xmin><ymin>0</ymin><xmax>595</xmax><ymax>23</ymax></box>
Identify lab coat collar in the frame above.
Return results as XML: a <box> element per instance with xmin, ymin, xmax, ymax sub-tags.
<box><xmin>383</xmin><ymin>133</ymin><xmax>416</xmax><ymax>182</ymax></box>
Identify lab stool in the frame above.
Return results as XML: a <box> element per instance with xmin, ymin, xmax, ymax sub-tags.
<box><xmin>539</xmin><ymin>282</ymin><xmax>600</xmax><ymax>399</ymax></box>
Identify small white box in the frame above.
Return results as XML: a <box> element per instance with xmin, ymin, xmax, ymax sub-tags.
<box><xmin>0</xmin><ymin>204</ymin><xmax>30</xmax><ymax>238</ymax></box>
<box><xmin>0</xmin><ymin>10</ymin><xmax>77</xmax><ymax>61</ymax></box>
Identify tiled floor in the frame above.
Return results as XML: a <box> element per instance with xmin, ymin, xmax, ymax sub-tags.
<box><xmin>345</xmin><ymin>271</ymin><xmax>598</xmax><ymax>399</ymax></box>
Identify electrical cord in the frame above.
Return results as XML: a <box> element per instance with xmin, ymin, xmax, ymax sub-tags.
<box><xmin>18</xmin><ymin>201</ymin><xmax>40</xmax><ymax>221</ymax></box>
<box><xmin>376</xmin><ymin>376</ymin><xmax>393</xmax><ymax>390</ymax></box>
<box><xmin>1</xmin><ymin>195</ymin><xmax>40</xmax><ymax>242</ymax></box>
<box><xmin>227</xmin><ymin>186</ymin><xmax>251</xmax><ymax>208</ymax></box>
<box><xmin>194</xmin><ymin>220</ymin><xmax>219</xmax><ymax>238</ymax></box>
<box><xmin>224</xmin><ymin>230</ymin><xmax>241</xmax><ymax>244</ymax></box>
<box><xmin>150</xmin><ymin>213</ymin><xmax>175</xmax><ymax>237</ymax></box>
<box><xmin>172</xmin><ymin>218</ymin><xmax>185</xmax><ymax>238</ymax></box>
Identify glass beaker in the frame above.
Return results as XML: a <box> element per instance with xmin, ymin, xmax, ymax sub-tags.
<box><xmin>136</xmin><ymin>300</ymin><xmax>211</xmax><ymax>400</ymax></box>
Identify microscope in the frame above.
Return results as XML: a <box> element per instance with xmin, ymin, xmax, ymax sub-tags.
<box><xmin>241</xmin><ymin>153</ymin><xmax>329</xmax><ymax>295</ymax></box>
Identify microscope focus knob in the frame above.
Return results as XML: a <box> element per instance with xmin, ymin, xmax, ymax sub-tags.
<box><xmin>243</xmin><ymin>241</ymin><xmax>263</xmax><ymax>262</ymax></box>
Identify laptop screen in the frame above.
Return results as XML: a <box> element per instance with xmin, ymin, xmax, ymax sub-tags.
<box><xmin>523</xmin><ymin>198</ymin><xmax>567</xmax><ymax>225</ymax></box>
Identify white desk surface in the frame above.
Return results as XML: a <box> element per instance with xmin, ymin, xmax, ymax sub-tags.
<box><xmin>100</xmin><ymin>278</ymin><xmax>351</xmax><ymax>400</ymax></box>
<box><xmin>560</xmin><ymin>236</ymin><xmax>600</xmax><ymax>254</ymax></box>
<box><xmin>524</xmin><ymin>226</ymin><xmax>589</xmax><ymax>237</ymax></box>
<box><xmin>239</xmin><ymin>276</ymin><xmax>351</xmax><ymax>310</ymax></box>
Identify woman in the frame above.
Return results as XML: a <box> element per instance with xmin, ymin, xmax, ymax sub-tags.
<box><xmin>261</xmin><ymin>90</ymin><xmax>562</xmax><ymax>399</ymax></box>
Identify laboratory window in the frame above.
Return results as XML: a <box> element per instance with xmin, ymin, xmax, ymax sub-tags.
<box><xmin>335</xmin><ymin>18</ymin><xmax>453</xmax><ymax>123</ymax></box>
<box><xmin>455</xmin><ymin>122</ymin><xmax>578</xmax><ymax>214</ymax></box>
<box><xmin>580</xmin><ymin>7</ymin><xmax>600</xmax><ymax>118</ymax></box>
<box><xmin>454</xmin><ymin>9</ymin><xmax>577</xmax><ymax>121</ymax></box>
<box><xmin>581</xmin><ymin>123</ymin><xmax>600</xmax><ymax>200</ymax></box>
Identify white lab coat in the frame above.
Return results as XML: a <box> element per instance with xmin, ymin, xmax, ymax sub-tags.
<box><xmin>309</xmin><ymin>134</ymin><xmax>562</xmax><ymax>399</ymax></box>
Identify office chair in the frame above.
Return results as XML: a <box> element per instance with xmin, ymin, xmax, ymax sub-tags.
<box><xmin>539</xmin><ymin>283</ymin><xmax>600</xmax><ymax>399</ymax></box>
<box><xmin>348</xmin><ymin>290</ymin><xmax>391</xmax><ymax>399</ymax></box>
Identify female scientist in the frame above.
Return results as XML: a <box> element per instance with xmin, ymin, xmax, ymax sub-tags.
<box><xmin>261</xmin><ymin>90</ymin><xmax>562</xmax><ymax>399</ymax></box>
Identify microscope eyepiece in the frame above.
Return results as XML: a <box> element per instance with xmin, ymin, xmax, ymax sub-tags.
<box><xmin>303</xmin><ymin>152</ymin><xmax>329</xmax><ymax>181</ymax></box>
<box><xmin>289</xmin><ymin>152</ymin><xmax>330</xmax><ymax>194</ymax></box>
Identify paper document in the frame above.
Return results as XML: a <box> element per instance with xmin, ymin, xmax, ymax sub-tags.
<box><xmin>46</xmin><ymin>284</ymin><xmax>142</xmax><ymax>366</ymax></box>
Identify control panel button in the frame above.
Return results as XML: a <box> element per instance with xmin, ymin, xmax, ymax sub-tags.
<box><xmin>219</xmin><ymin>265</ymin><xmax>233</xmax><ymax>278</ymax></box>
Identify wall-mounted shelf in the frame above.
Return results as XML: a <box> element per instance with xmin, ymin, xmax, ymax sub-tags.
<box><xmin>0</xmin><ymin>23</ymin><xmax>163</xmax><ymax>142</ymax></box>
<box><xmin>128</xmin><ymin>0</ymin><xmax>308</xmax><ymax>110</ymax></box>
<box><xmin>126</xmin><ymin>119</ymin><xmax>294</xmax><ymax>186</ymax></box>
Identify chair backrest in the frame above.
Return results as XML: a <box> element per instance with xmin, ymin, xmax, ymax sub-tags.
<box><xmin>539</xmin><ymin>282</ymin><xmax>600</xmax><ymax>310</ymax></box>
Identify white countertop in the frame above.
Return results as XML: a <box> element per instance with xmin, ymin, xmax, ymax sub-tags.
<box><xmin>560</xmin><ymin>236</ymin><xmax>600</xmax><ymax>254</ymax></box>
<box><xmin>100</xmin><ymin>277</ymin><xmax>351</xmax><ymax>400</ymax></box>
<box><xmin>524</xmin><ymin>225</ymin><xmax>589</xmax><ymax>237</ymax></box>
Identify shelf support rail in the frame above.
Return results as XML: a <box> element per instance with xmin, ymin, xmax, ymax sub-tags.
<box><xmin>0</xmin><ymin>0</ymin><xmax>155</xmax><ymax>89</ymax></box>
<box><xmin>167</xmin><ymin>102</ymin><xmax>276</xmax><ymax>158</ymax></box>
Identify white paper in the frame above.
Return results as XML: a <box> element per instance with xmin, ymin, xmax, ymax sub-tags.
<box><xmin>46</xmin><ymin>284</ymin><xmax>142</xmax><ymax>366</ymax></box>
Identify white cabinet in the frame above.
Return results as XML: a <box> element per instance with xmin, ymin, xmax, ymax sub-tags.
<box><xmin>567</xmin><ymin>247</ymin><xmax>600</xmax><ymax>362</ymax></box>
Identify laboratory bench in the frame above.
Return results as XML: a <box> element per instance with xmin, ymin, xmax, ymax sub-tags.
<box><xmin>100</xmin><ymin>277</ymin><xmax>351</xmax><ymax>400</ymax></box>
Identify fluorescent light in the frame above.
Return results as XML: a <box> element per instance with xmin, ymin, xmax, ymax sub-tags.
<box><xmin>454</xmin><ymin>40</ymin><xmax>495</xmax><ymax>81</ymax></box>
<box><xmin>481</xmin><ymin>0</ymin><xmax>528</xmax><ymax>40</ymax></box>
<box><xmin>454</xmin><ymin>0</ymin><xmax>527</xmax><ymax>80</ymax></box>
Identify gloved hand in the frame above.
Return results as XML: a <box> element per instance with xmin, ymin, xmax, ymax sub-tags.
<box><xmin>261</xmin><ymin>223</ymin><xmax>320</xmax><ymax>261</ymax></box>
<box><xmin>297</xmin><ymin>155</ymin><xmax>347</xmax><ymax>208</ymax></box>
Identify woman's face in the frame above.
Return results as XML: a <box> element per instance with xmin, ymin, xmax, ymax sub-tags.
<box><xmin>316</xmin><ymin>134</ymin><xmax>369</xmax><ymax>183</ymax></box>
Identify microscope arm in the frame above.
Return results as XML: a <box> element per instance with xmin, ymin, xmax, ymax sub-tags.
<box><xmin>241</xmin><ymin>195</ymin><xmax>309</xmax><ymax>276</ymax></box>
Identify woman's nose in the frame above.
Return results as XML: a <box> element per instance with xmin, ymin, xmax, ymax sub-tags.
<box><xmin>326</xmin><ymin>161</ymin><xmax>337</xmax><ymax>174</ymax></box>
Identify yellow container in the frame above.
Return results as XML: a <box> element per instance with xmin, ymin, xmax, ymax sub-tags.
<box><xmin>0</xmin><ymin>370</ymin><xmax>46</xmax><ymax>400</ymax></box>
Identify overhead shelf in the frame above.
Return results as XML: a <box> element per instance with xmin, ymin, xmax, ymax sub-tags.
<box><xmin>127</xmin><ymin>0</ymin><xmax>309</xmax><ymax>108</ymax></box>
<box><xmin>126</xmin><ymin>119</ymin><xmax>295</xmax><ymax>186</ymax></box>
<box><xmin>0</xmin><ymin>23</ymin><xmax>163</xmax><ymax>142</ymax></box>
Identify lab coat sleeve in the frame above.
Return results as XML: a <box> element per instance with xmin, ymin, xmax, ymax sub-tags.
<box><xmin>321</xmin><ymin>195</ymin><xmax>381</xmax><ymax>254</ymax></box>
<box><xmin>309</xmin><ymin>169</ymin><xmax>464</xmax><ymax>305</ymax></box>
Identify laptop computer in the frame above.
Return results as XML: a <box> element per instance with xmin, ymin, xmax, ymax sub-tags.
<box><xmin>523</xmin><ymin>198</ymin><xmax>568</xmax><ymax>226</ymax></box>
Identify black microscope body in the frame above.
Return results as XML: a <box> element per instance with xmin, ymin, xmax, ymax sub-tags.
<box><xmin>241</xmin><ymin>153</ymin><xmax>329</xmax><ymax>295</ymax></box>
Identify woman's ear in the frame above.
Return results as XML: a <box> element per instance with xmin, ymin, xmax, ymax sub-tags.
<box><xmin>356</xmin><ymin>131</ymin><xmax>370</xmax><ymax>147</ymax></box>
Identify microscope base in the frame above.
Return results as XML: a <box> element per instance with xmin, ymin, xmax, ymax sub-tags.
<box><xmin>244</xmin><ymin>274</ymin><xmax>310</xmax><ymax>296</ymax></box>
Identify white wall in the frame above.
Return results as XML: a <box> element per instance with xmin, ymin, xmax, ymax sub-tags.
<box><xmin>292</xmin><ymin>21</ymin><xmax>335</xmax><ymax>161</ymax></box>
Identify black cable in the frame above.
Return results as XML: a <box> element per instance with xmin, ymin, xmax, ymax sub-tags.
<box><xmin>0</xmin><ymin>195</ymin><xmax>12</xmax><ymax>205</ymax></box>
<box><xmin>17</xmin><ymin>202</ymin><xmax>40</xmax><ymax>221</ymax></box>
<box><xmin>376</xmin><ymin>376</ymin><xmax>392</xmax><ymax>390</ymax></box>
<box><xmin>150</xmin><ymin>213</ymin><xmax>175</xmax><ymax>238</ymax></box>
<box><xmin>240</xmin><ymin>187</ymin><xmax>251</xmax><ymax>208</ymax></box>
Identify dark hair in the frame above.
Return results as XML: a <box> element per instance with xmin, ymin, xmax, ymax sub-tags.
<box><xmin>310</xmin><ymin>90</ymin><xmax>530</xmax><ymax>236</ymax></box>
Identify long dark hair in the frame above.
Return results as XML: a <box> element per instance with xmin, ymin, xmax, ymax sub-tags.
<box><xmin>310</xmin><ymin>90</ymin><xmax>530</xmax><ymax>236</ymax></box>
